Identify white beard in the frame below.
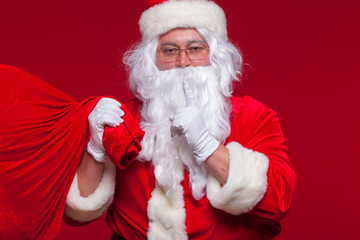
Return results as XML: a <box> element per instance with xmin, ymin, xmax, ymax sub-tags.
<box><xmin>137</xmin><ymin>66</ymin><xmax>231</xmax><ymax>200</ymax></box>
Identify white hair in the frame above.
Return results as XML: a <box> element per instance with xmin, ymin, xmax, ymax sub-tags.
<box><xmin>123</xmin><ymin>29</ymin><xmax>243</xmax><ymax>199</ymax></box>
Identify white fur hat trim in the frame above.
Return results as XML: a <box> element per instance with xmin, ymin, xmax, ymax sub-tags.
<box><xmin>139</xmin><ymin>0</ymin><xmax>227</xmax><ymax>41</ymax></box>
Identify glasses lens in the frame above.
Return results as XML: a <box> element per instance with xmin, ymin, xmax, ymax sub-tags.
<box><xmin>158</xmin><ymin>45</ymin><xmax>209</xmax><ymax>62</ymax></box>
<box><xmin>159</xmin><ymin>47</ymin><xmax>179</xmax><ymax>62</ymax></box>
<box><xmin>187</xmin><ymin>45</ymin><xmax>208</xmax><ymax>60</ymax></box>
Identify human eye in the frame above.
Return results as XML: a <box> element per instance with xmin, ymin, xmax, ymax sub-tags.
<box><xmin>188</xmin><ymin>45</ymin><xmax>206</xmax><ymax>54</ymax></box>
<box><xmin>161</xmin><ymin>46</ymin><xmax>179</xmax><ymax>56</ymax></box>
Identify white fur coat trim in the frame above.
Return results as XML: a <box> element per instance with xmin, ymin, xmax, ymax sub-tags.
<box><xmin>206</xmin><ymin>141</ymin><xmax>269</xmax><ymax>215</ymax></box>
<box><xmin>147</xmin><ymin>163</ymin><xmax>188</xmax><ymax>240</ymax></box>
<box><xmin>139</xmin><ymin>0</ymin><xmax>227</xmax><ymax>41</ymax></box>
<box><xmin>65</xmin><ymin>161</ymin><xmax>116</xmax><ymax>222</ymax></box>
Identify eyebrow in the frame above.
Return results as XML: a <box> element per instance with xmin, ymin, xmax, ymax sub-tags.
<box><xmin>160</xmin><ymin>40</ymin><xmax>207</xmax><ymax>47</ymax></box>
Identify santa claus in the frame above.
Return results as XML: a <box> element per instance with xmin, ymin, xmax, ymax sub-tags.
<box><xmin>64</xmin><ymin>0</ymin><xmax>297</xmax><ymax>239</ymax></box>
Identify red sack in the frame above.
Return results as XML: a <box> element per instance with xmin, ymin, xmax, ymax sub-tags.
<box><xmin>0</xmin><ymin>65</ymin><xmax>143</xmax><ymax>239</ymax></box>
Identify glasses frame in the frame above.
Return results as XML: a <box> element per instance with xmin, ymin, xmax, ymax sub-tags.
<box><xmin>157</xmin><ymin>45</ymin><xmax>210</xmax><ymax>63</ymax></box>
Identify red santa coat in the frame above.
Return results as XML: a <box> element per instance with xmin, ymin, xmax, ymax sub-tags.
<box><xmin>103</xmin><ymin>97</ymin><xmax>297</xmax><ymax>240</ymax></box>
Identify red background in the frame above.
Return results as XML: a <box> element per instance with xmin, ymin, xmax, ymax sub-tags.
<box><xmin>1</xmin><ymin>0</ymin><xmax>359</xmax><ymax>239</ymax></box>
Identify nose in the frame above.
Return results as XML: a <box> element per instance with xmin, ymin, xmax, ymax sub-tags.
<box><xmin>176</xmin><ymin>50</ymin><xmax>192</xmax><ymax>68</ymax></box>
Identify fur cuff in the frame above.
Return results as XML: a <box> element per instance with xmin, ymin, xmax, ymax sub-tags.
<box><xmin>65</xmin><ymin>161</ymin><xmax>116</xmax><ymax>222</ymax></box>
<box><xmin>206</xmin><ymin>141</ymin><xmax>269</xmax><ymax>215</ymax></box>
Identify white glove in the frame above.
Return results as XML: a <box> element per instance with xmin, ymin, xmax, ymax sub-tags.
<box><xmin>87</xmin><ymin>98</ymin><xmax>124</xmax><ymax>162</ymax></box>
<box><xmin>170</xmin><ymin>81</ymin><xmax>219</xmax><ymax>165</ymax></box>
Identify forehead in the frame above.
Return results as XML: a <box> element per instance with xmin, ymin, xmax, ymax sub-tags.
<box><xmin>158</xmin><ymin>28</ymin><xmax>207</xmax><ymax>45</ymax></box>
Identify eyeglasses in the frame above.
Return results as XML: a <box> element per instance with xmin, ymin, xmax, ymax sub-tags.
<box><xmin>157</xmin><ymin>44</ymin><xmax>209</xmax><ymax>63</ymax></box>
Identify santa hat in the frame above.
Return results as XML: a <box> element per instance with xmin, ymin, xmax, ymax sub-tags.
<box><xmin>139</xmin><ymin>0</ymin><xmax>227</xmax><ymax>41</ymax></box>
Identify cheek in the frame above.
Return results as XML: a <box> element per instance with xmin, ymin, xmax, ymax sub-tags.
<box><xmin>155</xmin><ymin>57</ymin><xmax>210</xmax><ymax>70</ymax></box>
<box><xmin>191</xmin><ymin>59</ymin><xmax>210</xmax><ymax>67</ymax></box>
<box><xmin>156</xmin><ymin>58</ymin><xmax>176</xmax><ymax>71</ymax></box>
